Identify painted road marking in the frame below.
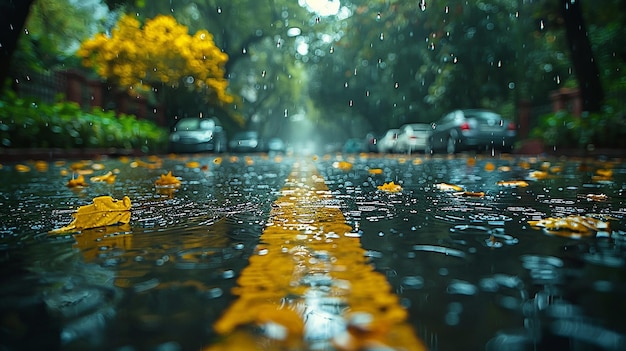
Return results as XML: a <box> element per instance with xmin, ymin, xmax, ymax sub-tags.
<box><xmin>206</xmin><ymin>161</ymin><xmax>425</xmax><ymax>350</ymax></box>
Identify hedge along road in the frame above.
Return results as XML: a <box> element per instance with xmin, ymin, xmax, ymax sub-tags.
<box><xmin>205</xmin><ymin>160</ymin><xmax>425</xmax><ymax>350</ymax></box>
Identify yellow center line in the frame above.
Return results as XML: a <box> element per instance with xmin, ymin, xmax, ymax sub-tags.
<box><xmin>206</xmin><ymin>161</ymin><xmax>425</xmax><ymax>351</ymax></box>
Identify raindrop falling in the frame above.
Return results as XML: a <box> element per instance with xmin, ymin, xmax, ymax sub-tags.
<box><xmin>349</xmin><ymin>100</ymin><xmax>353</xmax><ymax>107</ymax></box>
<box><xmin>217</xmin><ymin>7</ymin><xmax>222</xmax><ymax>14</ymax></box>
<box><xmin>261</xmin><ymin>70</ymin><xmax>266</xmax><ymax>77</ymax></box>
<box><xmin>379</xmin><ymin>33</ymin><xmax>384</xmax><ymax>41</ymax></box>
<box><xmin>329</xmin><ymin>46</ymin><xmax>334</xmax><ymax>54</ymax></box>
<box><xmin>376</xmin><ymin>12</ymin><xmax>381</xmax><ymax>21</ymax></box>
<box><xmin>394</xmin><ymin>82</ymin><xmax>399</xmax><ymax>89</ymax></box>
<box><xmin>419</xmin><ymin>0</ymin><xmax>426</xmax><ymax>11</ymax></box>
<box><xmin>242</xmin><ymin>47</ymin><xmax>247</xmax><ymax>54</ymax></box>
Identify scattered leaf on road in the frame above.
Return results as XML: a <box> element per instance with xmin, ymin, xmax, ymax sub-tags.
<box><xmin>90</xmin><ymin>171</ymin><xmax>116</xmax><ymax>183</ymax></box>
<box><xmin>378</xmin><ymin>181</ymin><xmax>402</xmax><ymax>192</ymax></box>
<box><xmin>528</xmin><ymin>215</ymin><xmax>610</xmax><ymax>238</ymax></box>
<box><xmin>67</xmin><ymin>174</ymin><xmax>88</xmax><ymax>188</ymax></box>
<box><xmin>155</xmin><ymin>171</ymin><xmax>181</xmax><ymax>187</ymax></box>
<box><xmin>435</xmin><ymin>183</ymin><xmax>463</xmax><ymax>192</ymax></box>
<box><xmin>496</xmin><ymin>180</ymin><xmax>529</xmax><ymax>187</ymax></box>
<box><xmin>49</xmin><ymin>196</ymin><xmax>132</xmax><ymax>234</ymax></box>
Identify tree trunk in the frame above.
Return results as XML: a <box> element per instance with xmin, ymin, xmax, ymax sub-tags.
<box><xmin>0</xmin><ymin>0</ymin><xmax>35</xmax><ymax>94</ymax></box>
<box><xmin>560</xmin><ymin>0</ymin><xmax>604</xmax><ymax>112</ymax></box>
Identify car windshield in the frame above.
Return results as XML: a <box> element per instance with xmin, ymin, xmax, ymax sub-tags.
<box><xmin>410</xmin><ymin>124</ymin><xmax>431</xmax><ymax>131</ymax></box>
<box><xmin>465</xmin><ymin>111</ymin><xmax>502</xmax><ymax>122</ymax></box>
<box><xmin>175</xmin><ymin>118</ymin><xmax>216</xmax><ymax>131</ymax></box>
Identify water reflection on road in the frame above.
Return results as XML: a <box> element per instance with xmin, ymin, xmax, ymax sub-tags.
<box><xmin>0</xmin><ymin>153</ymin><xmax>625</xmax><ymax>350</ymax></box>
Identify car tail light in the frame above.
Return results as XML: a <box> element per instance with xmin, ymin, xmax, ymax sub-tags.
<box><xmin>507</xmin><ymin>122</ymin><xmax>516</xmax><ymax>130</ymax></box>
<box><xmin>460</xmin><ymin>122</ymin><xmax>471</xmax><ymax>131</ymax></box>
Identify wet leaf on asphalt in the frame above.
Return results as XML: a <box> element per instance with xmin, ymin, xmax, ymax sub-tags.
<box><xmin>496</xmin><ymin>180</ymin><xmax>529</xmax><ymax>187</ymax></box>
<box><xmin>378</xmin><ymin>181</ymin><xmax>402</xmax><ymax>192</ymax></box>
<box><xmin>90</xmin><ymin>171</ymin><xmax>116</xmax><ymax>183</ymax></box>
<box><xmin>15</xmin><ymin>164</ymin><xmax>30</xmax><ymax>172</ymax></box>
<box><xmin>528</xmin><ymin>170</ymin><xmax>549</xmax><ymax>179</ymax></box>
<box><xmin>49</xmin><ymin>196</ymin><xmax>132</xmax><ymax>234</ymax></box>
<box><xmin>333</xmin><ymin>161</ymin><xmax>353</xmax><ymax>170</ymax></box>
<box><xmin>155</xmin><ymin>171</ymin><xmax>181</xmax><ymax>187</ymax></box>
<box><xmin>130</xmin><ymin>159</ymin><xmax>162</xmax><ymax>169</ymax></box>
<box><xmin>528</xmin><ymin>215</ymin><xmax>610</xmax><ymax>238</ymax></box>
<box><xmin>435</xmin><ymin>183</ymin><xmax>463</xmax><ymax>192</ymax></box>
<box><xmin>584</xmin><ymin>194</ymin><xmax>608</xmax><ymax>202</ymax></box>
<box><xmin>67</xmin><ymin>174</ymin><xmax>88</xmax><ymax>188</ymax></box>
<box><xmin>453</xmin><ymin>191</ymin><xmax>485</xmax><ymax>197</ymax></box>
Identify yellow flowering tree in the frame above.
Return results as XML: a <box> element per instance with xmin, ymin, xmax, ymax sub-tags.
<box><xmin>77</xmin><ymin>14</ymin><xmax>233</xmax><ymax>105</ymax></box>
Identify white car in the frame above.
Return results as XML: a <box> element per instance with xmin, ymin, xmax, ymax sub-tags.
<box><xmin>376</xmin><ymin>129</ymin><xmax>399</xmax><ymax>153</ymax></box>
<box><xmin>393</xmin><ymin>123</ymin><xmax>432</xmax><ymax>154</ymax></box>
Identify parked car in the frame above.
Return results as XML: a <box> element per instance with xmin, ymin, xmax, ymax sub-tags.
<box><xmin>429</xmin><ymin>109</ymin><xmax>517</xmax><ymax>154</ymax></box>
<box><xmin>376</xmin><ymin>129</ymin><xmax>399</xmax><ymax>153</ymax></box>
<box><xmin>168</xmin><ymin>117</ymin><xmax>227</xmax><ymax>153</ymax></box>
<box><xmin>393</xmin><ymin>123</ymin><xmax>432</xmax><ymax>154</ymax></box>
<box><xmin>229</xmin><ymin>130</ymin><xmax>261</xmax><ymax>152</ymax></box>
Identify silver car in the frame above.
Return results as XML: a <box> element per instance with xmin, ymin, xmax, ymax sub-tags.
<box><xmin>377</xmin><ymin>129</ymin><xmax>399</xmax><ymax>153</ymax></box>
<box><xmin>429</xmin><ymin>109</ymin><xmax>517</xmax><ymax>154</ymax></box>
<box><xmin>393</xmin><ymin>123</ymin><xmax>432</xmax><ymax>154</ymax></box>
<box><xmin>168</xmin><ymin>117</ymin><xmax>227</xmax><ymax>153</ymax></box>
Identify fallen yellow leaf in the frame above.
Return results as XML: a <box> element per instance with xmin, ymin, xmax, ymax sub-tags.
<box><xmin>528</xmin><ymin>170</ymin><xmax>549</xmax><ymax>179</ymax></box>
<box><xmin>15</xmin><ymin>164</ymin><xmax>30</xmax><ymax>172</ymax></box>
<box><xmin>528</xmin><ymin>215</ymin><xmax>609</xmax><ymax>238</ymax></box>
<box><xmin>67</xmin><ymin>174</ymin><xmax>88</xmax><ymax>188</ymax></box>
<box><xmin>435</xmin><ymin>183</ymin><xmax>463</xmax><ymax>192</ymax></box>
<box><xmin>34</xmin><ymin>161</ymin><xmax>48</xmax><ymax>172</ymax></box>
<box><xmin>368</xmin><ymin>168</ymin><xmax>383</xmax><ymax>174</ymax></box>
<box><xmin>496</xmin><ymin>180</ymin><xmax>529</xmax><ymax>187</ymax></box>
<box><xmin>155</xmin><ymin>171</ymin><xmax>181</xmax><ymax>187</ymax></box>
<box><xmin>90</xmin><ymin>171</ymin><xmax>116</xmax><ymax>184</ymax></box>
<box><xmin>378</xmin><ymin>181</ymin><xmax>402</xmax><ymax>192</ymax></box>
<box><xmin>49</xmin><ymin>196</ymin><xmax>131</xmax><ymax>234</ymax></box>
<box><xmin>333</xmin><ymin>161</ymin><xmax>353</xmax><ymax>170</ymax></box>
<box><xmin>453</xmin><ymin>191</ymin><xmax>485</xmax><ymax>197</ymax></box>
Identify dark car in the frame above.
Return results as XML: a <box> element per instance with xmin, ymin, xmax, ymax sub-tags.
<box><xmin>229</xmin><ymin>130</ymin><xmax>261</xmax><ymax>152</ymax></box>
<box><xmin>168</xmin><ymin>117</ymin><xmax>227</xmax><ymax>153</ymax></box>
<box><xmin>429</xmin><ymin>109</ymin><xmax>517</xmax><ymax>154</ymax></box>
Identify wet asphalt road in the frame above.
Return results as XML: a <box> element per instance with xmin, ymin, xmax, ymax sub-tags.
<box><xmin>1</xmin><ymin>152</ymin><xmax>625</xmax><ymax>351</ymax></box>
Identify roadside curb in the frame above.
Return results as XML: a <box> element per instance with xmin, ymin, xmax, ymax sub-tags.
<box><xmin>0</xmin><ymin>148</ymin><xmax>148</xmax><ymax>163</ymax></box>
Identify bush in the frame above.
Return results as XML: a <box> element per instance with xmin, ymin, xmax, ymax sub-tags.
<box><xmin>0</xmin><ymin>91</ymin><xmax>168</xmax><ymax>152</ymax></box>
<box><xmin>531</xmin><ymin>108</ymin><xmax>626</xmax><ymax>149</ymax></box>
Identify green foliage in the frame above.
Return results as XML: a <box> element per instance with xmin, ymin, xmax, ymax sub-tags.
<box><xmin>0</xmin><ymin>91</ymin><xmax>167</xmax><ymax>152</ymax></box>
<box><xmin>531</xmin><ymin>109</ymin><xmax>626</xmax><ymax>149</ymax></box>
